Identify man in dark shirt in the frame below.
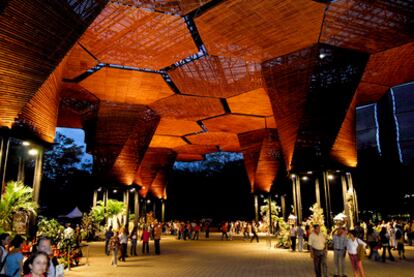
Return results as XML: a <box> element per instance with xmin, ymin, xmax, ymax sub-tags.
<box><xmin>104</xmin><ymin>226</ymin><xmax>114</xmax><ymax>255</ymax></box>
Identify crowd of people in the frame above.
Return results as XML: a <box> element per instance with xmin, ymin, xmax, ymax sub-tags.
<box><xmin>291</xmin><ymin>219</ymin><xmax>414</xmax><ymax>277</ymax></box>
<box><xmin>0</xmin><ymin>233</ymin><xmax>64</xmax><ymax>277</ymax></box>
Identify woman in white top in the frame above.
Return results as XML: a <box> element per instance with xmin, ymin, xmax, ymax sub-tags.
<box><xmin>0</xmin><ymin>233</ymin><xmax>11</xmax><ymax>275</ymax></box>
<box><xmin>347</xmin><ymin>230</ymin><xmax>367</xmax><ymax>277</ymax></box>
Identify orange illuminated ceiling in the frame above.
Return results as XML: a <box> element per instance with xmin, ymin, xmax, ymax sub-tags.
<box><xmin>2</xmin><ymin>0</ymin><xmax>414</xmax><ymax>196</ymax></box>
<box><xmin>80</xmin><ymin>67</ymin><xmax>174</xmax><ymax>105</ymax></box>
<box><xmin>79</xmin><ymin>2</ymin><xmax>198</xmax><ymax>69</ymax></box>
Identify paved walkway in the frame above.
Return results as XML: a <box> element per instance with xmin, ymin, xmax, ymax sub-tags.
<box><xmin>67</xmin><ymin>234</ymin><xmax>414</xmax><ymax>277</ymax></box>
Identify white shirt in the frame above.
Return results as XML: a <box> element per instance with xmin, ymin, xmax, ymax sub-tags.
<box><xmin>346</xmin><ymin>238</ymin><xmax>367</xmax><ymax>255</ymax></box>
<box><xmin>309</xmin><ymin>232</ymin><xmax>326</xmax><ymax>250</ymax></box>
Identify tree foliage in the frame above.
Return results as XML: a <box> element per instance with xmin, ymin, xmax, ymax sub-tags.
<box><xmin>0</xmin><ymin>181</ymin><xmax>38</xmax><ymax>230</ymax></box>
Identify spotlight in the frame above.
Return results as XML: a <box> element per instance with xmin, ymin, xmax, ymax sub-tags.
<box><xmin>302</xmin><ymin>176</ymin><xmax>309</xmax><ymax>181</ymax></box>
<box><xmin>22</xmin><ymin>141</ymin><xmax>30</xmax><ymax>146</ymax></box>
<box><xmin>28</xmin><ymin>149</ymin><xmax>38</xmax><ymax>156</ymax></box>
<box><xmin>113</xmin><ymin>189</ymin><xmax>117</xmax><ymax>193</ymax></box>
<box><xmin>319</xmin><ymin>53</ymin><xmax>327</xmax><ymax>59</ymax></box>
<box><xmin>328</xmin><ymin>175</ymin><xmax>334</xmax><ymax>180</ymax></box>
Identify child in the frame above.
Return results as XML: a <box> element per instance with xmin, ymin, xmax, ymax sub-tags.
<box><xmin>23</xmin><ymin>251</ymin><xmax>49</xmax><ymax>277</ymax></box>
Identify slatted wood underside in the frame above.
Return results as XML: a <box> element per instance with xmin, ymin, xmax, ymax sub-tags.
<box><xmin>17</xmin><ymin>60</ymin><xmax>65</xmax><ymax>143</ymax></box>
<box><xmin>150</xmin><ymin>95</ymin><xmax>225</xmax><ymax>121</ymax></box>
<box><xmin>149</xmin><ymin>135</ymin><xmax>188</xmax><ymax>148</ymax></box>
<box><xmin>176</xmin><ymin>153</ymin><xmax>204</xmax><ymax>161</ymax></box>
<box><xmin>356</xmin><ymin>42</ymin><xmax>414</xmax><ymax>105</ymax></box>
<box><xmin>195</xmin><ymin>0</ymin><xmax>326</xmax><ymax>62</ymax></box>
<box><xmin>63</xmin><ymin>43</ymin><xmax>98</xmax><ymax>80</ymax></box>
<box><xmin>80</xmin><ymin>67</ymin><xmax>174</xmax><ymax>105</ymax></box>
<box><xmin>154</xmin><ymin>119</ymin><xmax>202</xmax><ymax>136</ymax></box>
<box><xmin>330</xmin><ymin>95</ymin><xmax>357</xmax><ymax>167</ymax></box>
<box><xmin>135</xmin><ymin>147</ymin><xmax>176</xmax><ymax>197</ymax></box>
<box><xmin>202</xmin><ymin>114</ymin><xmax>267</xmax><ymax>134</ymax></box>
<box><xmin>186</xmin><ymin>131</ymin><xmax>240</xmax><ymax>151</ymax></box>
<box><xmin>93</xmin><ymin>102</ymin><xmax>160</xmax><ymax>184</ymax></box>
<box><xmin>150</xmin><ymin>170</ymin><xmax>168</xmax><ymax>199</ymax></box>
<box><xmin>79</xmin><ymin>2</ymin><xmax>198</xmax><ymax>69</ymax></box>
<box><xmin>0</xmin><ymin>0</ymin><xmax>103</xmax><ymax>130</ymax></box>
<box><xmin>227</xmin><ymin>88</ymin><xmax>273</xmax><ymax>116</ymax></box>
<box><xmin>254</xmin><ymin>129</ymin><xmax>281</xmax><ymax>192</ymax></box>
<box><xmin>111</xmin><ymin>0</ymin><xmax>213</xmax><ymax>16</ymax></box>
<box><xmin>169</xmin><ymin>56</ymin><xmax>262</xmax><ymax>98</ymax></box>
<box><xmin>321</xmin><ymin>0</ymin><xmax>414</xmax><ymax>53</ymax></box>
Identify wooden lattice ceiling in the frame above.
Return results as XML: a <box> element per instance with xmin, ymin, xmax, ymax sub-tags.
<box><xmin>195</xmin><ymin>0</ymin><xmax>326</xmax><ymax>62</ymax></box>
<box><xmin>2</xmin><ymin>0</ymin><xmax>414</xmax><ymax>193</ymax></box>
<box><xmin>79</xmin><ymin>1</ymin><xmax>198</xmax><ymax>69</ymax></box>
<box><xmin>79</xmin><ymin>67</ymin><xmax>174</xmax><ymax>105</ymax></box>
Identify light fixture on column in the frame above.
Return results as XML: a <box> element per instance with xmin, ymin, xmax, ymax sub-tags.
<box><xmin>302</xmin><ymin>176</ymin><xmax>309</xmax><ymax>181</ymax></box>
<box><xmin>22</xmin><ymin>141</ymin><xmax>30</xmax><ymax>146</ymax></box>
<box><xmin>328</xmin><ymin>175</ymin><xmax>334</xmax><ymax>180</ymax></box>
<box><xmin>28</xmin><ymin>148</ymin><xmax>38</xmax><ymax>156</ymax></box>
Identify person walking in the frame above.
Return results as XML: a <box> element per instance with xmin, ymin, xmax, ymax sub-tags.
<box><xmin>129</xmin><ymin>226</ymin><xmax>138</xmax><ymax>256</ymax></box>
<box><xmin>379</xmin><ymin>227</ymin><xmax>394</xmax><ymax>262</ymax></box>
<box><xmin>250</xmin><ymin>222</ymin><xmax>259</xmax><ymax>243</ymax></box>
<box><xmin>366</xmin><ymin>225</ymin><xmax>379</xmax><ymax>261</ymax></box>
<box><xmin>347</xmin><ymin>230</ymin><xmax>366</xmax><ymax>277</ymax></box>
<box><xmin>154</xmin><ymin>224</ymin><xmax>162</xmax><ymax>255</ymax></box>
<box><xmin>332</xmin><ymin>227</ymin><xmax>347</xmax><ymax>277</ymax></box>
<box><xmin>141</xmin><ymin>227</ymin><xmax>150</xmax><ymax>255</ymax></box>
<box><xmin>309</xmin><ymin>224</ymin><xmax>328</xmax><ymax>277</ymax></box>
<box><xmin>104</xmin><ymin>226</ymin><xmax>114</xmax><ymax>256</ymax></box>
<box><xmin>289</xmin><ymin>225</ymin><xmax>297</xmax><ymax>252</ymax></box>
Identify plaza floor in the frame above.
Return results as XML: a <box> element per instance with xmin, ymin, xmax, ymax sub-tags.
<box><xmin>67</xmin><ymin>233</ymin><xmax>414</xmax><ymax>277</ymax></box>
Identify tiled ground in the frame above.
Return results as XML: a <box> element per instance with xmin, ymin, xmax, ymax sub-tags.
<box><xmin>67</xmin><ymin>233</ymin><xmax>414</xmax><ymax>277</ymax></box>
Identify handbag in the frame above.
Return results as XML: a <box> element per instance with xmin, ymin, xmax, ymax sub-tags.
<box><xmin>357</xmin><ymin>239</ymin><xmax>366</xmax><ymax>261</ymax></box>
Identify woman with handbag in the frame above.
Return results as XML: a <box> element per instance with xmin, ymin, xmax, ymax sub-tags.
<box><xmin>346</xmin><ymin>230</ymin><xmax>367</xmax><ymax>277</ymax></box>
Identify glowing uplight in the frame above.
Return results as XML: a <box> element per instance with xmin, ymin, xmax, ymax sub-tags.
<box><xmin>28</xmin><ymin>148</ymin><xmax>38</xmax><ymax>156</ymax></box>
<box><xmin>147</xmin><ymin>199</ymin><xmax>151</xmax><ymax>204</ymax></box>
<box><xmin>113</xmin><ymin>189</ymin><xmax>117</xmax><ymax>193</ymax></box>
<box><xmin>328</xmin><ymin>175</ymin><xmax>334</xmax><ymax>180</ymax></box>
<box><xmin>22</xmin><ymin>141</ymin><xmax>30</xmax><ymax>146</ymax></box>
<box><xmin>302</xmin><ymin>176</ymin><xmax>309</xmax><ymax>181</ymax></box>
<box><xmin>319</xmin><ymin>53</ymin><xmax>326</xmax><ymax>59</ymax></box>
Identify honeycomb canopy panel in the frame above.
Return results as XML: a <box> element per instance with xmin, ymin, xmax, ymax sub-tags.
<box><xmin>186</xmin><ymin>131</ymin><xmax>240</xmax><ymax>150</ymax></box>
<box><xmin>170</xmin><ymin>56</ymin><xmax>262</xmax><ymax>98</ymax></box>
<box><xmin>63</xmin><ymin>43</ymin><xmax>98</xmax><ymax>80</ymax></box>
<box><xmin>321</xmin><ymin>0</ymin><xmax>414</xmax><ymax>53</ymax></box>
<box><xmin>150</xmin><ymin>95</ymin><xmax>225</xmax><ymax>121</ymax></box>
<box><xmin>202</xmin><ymin>114</ymin><xmax>267</xmax><ymax>134</ymax></box>
<box><xmin>174</xmin><ymin>144</ymin><xmax>217</xmax><ymax>155</ymax></box>
<box><xmin>149</xmin><ymin>135</ymin><xmax>188</xmax><ymax>148</ymax></box>
<box><xmin>227</xmin><ymin>88</ymin><xmax>273</xmax><ymax>116</ymax></box>
<box><xmin>154</xmin><ymin>119</ymin><xmax>202</xmax><ymax>136</ymax></box>
<box><xmin>79</xmin><ymin>1</ymin><xmax>198</xmax><ymax>69</ymax></box>
<box><xmin>111</xmin><ymin>0</ymin><xmax>214</xmax><ymax>16</ymax></box>
<box><xmin>195</xmin><ymin>0</ymin><xmax>326</xmax><ymax>62</ymax></box>
<box><xmin>355</xmin><ymin>82</ymin><xmax>389</xmax><ymax>106</ymax></box>
<box><xmin>80</xmin><ymin>67</ymin><xmax>174</xmax><ymax>105</ymax></box>
<box><xmin>176</xmin><ymin>153</ymin><xmax>204</xmax><ymax>161</ymax></box>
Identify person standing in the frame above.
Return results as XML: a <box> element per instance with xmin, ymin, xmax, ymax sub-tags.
<box><xmin>0</xmin><ymin>233</ymin><xmax>11</xmax><ymax>275</ymax></box>
<box><xmin>395</xmin><ymin>224</ymin><xmax>406</xmax><ymax>260</ymax></box>
<box><xmin>141</xmin><ymin>227</ymin><xmax>150</xmax><ymax>255</ymax></box>
<box><xmin>347</xmin><ymin>230</ymin><xmax>367</xmax><ymax>277</ymax></box>
<box><xmin>309</xmin><ymin>224</ymin><xmax>328</xmax><ymax>277</ymax></box>
<box><xmin>154</xmin><ymin>224</ymin><xmax>162</xmax><ymax>255</ymax></box>
<box><xmin>290</xmin><ymin>225</ymin><xmax>297</xmax><ymax>252</ymax></box>
<box><xmin>119</xmin><ymin>229</ymin><xmax>128</xmax><ymax>262</ymax></box>
<box><xmin>5</xmin><ymin>235</ymin><xmax>25</xmax><ymax>277</ymax></box>
<box><xmin>23</xmin><ymin>251</ymin><xmax>49</xmax><ymax>277</ymax></box>
<box><xmin>204</xmin><ymin>222</ymin><xmax>210</xmax><ymax>239</ymax></box>
<box><xmin>332</xmin><ymin>227</ymin><xmax>347</xmax><ymax>277</ymax></box>
<box><xmin>36</xmin><ymin>237</ymin><xmax>64</xmax><ymax>277</ymax></box>
<box><xmin>109</xmin><ymin>232</ymin><xmax>120</xmax><ymax>267</ymax></box>
<box><xmin>104</xmin><ymin>226</ymin><xmax>114</xmax><ymax>255</ymax></box>
<box><xmin>193</xmin><ymin>223</ymin><xmax>200</xmax><ymax>240</ymax></box>
<box><xmin>366</xmin><ymin>225</ymin><xmax>379</xmax><ymax>261</ymax></box>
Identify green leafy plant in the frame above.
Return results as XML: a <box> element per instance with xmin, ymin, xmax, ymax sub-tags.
<box><xmin>0</xmin><ymin>181</ymin><xmax>38</xmax><ymax>231</ymax></box>
<box><xmin>37</xmin><ymin>218</ymin><xmax>64</xmax><ymax>243</ymax></box>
